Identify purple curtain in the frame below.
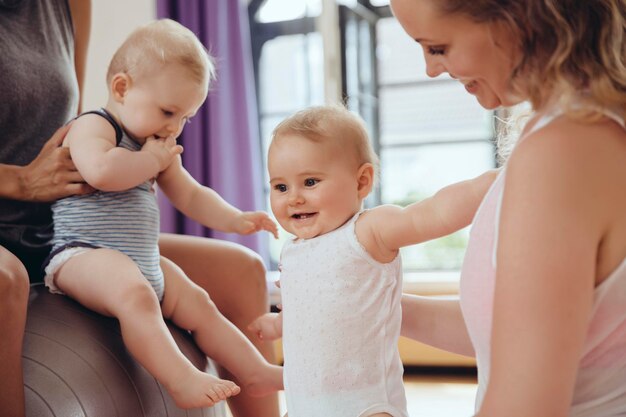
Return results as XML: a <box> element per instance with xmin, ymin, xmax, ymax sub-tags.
<box><xmin>156</xmin><ymin>0</ymin><xmax>268</xmax><ymax>262</ymax></box>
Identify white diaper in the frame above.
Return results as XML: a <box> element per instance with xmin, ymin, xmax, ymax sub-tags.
<box><xmin>44</xmin><ymin>247</ymin><xmax>93</xmax><ymax>295</ymax></box>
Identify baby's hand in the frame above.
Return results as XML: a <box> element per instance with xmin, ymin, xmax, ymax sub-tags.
<box><xmin>248</xmin><ymin>313</ymin><xmax>282</xmax><ymax>341</ymax></box>
<box><xmin>142</xmin><ymin>135</ymin><xmax>183</xmax><ymax>171</ymax></box>
<box><xmin>233</xmin><ymin>211</ymin><xmax>279</xmax><ymax>238</ymax></box>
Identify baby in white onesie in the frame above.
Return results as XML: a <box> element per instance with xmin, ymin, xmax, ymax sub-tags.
<box><xmin>250</xmin><ymin>105</ymin><xmax>497</xmax><ymax>417</ymax></box>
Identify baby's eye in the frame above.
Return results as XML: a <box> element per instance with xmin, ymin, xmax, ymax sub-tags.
<box><xmin>427</xmin><ymin>46</ymin><xmax>445</xmax><ymax>56</ymax></box>
<box><xmin>162</xmin><ymin>109</ymin><xmax>174</xmax><ymax>117</ymax></box>
<box><xmin>304</xmin><ymin>178</ymin><xmax>319</xmax><ymax>187</ymax></box>
<box><xmin>274</xmin><ymin>184</ymin><xmax>287</xmax><ymax>192</ymax></box>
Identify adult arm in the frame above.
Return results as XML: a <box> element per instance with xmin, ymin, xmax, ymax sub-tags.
<box><xmin>68</xmin><ymin>0</ymin><xmax>91</xmax><ymax>114</ymax></box>
<box><xmin>477</xmin><ymin>120</ymin><xmax>604</xmax><ymax>417</ymax></box>
<box><xmin>401</xmin><ymin>294</ymin><xmax>474</xmax><ymax>357</ymax></box>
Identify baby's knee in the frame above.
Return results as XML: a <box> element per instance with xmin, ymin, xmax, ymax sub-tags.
<box><xmin>189</xmin><ymin>286</ymin><xmax>218</xmax><ymax>314</ymax></box>
<box><xmin>119</xmin><ymin>281</ymin><xmax>160</xmax><ymax>314</ymax></box>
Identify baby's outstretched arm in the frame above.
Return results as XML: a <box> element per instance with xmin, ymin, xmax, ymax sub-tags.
<box><xmin>231</xmin><ymin>211</ymin><xmax>279</xmax><ymax>239</ymax></box>
<box><xmin>157</xmin><ymin>158</ymin><xmax>278</xmax><ymax>237</ymax></box>
<box><xmin>248</xmin><ymin>312</ymin><xmax>283</xmax><ymax>341</ymax></box>
<box><xmin>359</xmin><ymin>169</ymin><xmax>499</xmax><ymax>259</ymax></box>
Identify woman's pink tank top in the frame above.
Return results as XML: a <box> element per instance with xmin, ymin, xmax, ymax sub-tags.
<box><xmin>460</xmin><ymin>108</ymin><xmax>626</xmax><ymax>416</ymax></box>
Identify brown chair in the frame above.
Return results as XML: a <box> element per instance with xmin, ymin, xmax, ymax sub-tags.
<box><xmin>23</xmin><ymin>284</ymin><xmax>226</xmax><ymax>417</ymax></box>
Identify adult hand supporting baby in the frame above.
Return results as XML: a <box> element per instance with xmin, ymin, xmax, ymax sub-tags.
<box><xmin>12</xmin><ymin>123</ymin><xmax>94</xmax><ymax>202</ymax></box>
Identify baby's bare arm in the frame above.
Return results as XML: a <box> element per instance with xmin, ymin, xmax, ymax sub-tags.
<box><xmin>158</xmin><ymin>159</ymin><xmax>277</xmax><ymax>237</ymax></box>
<box><xmin>68</xmin><ymin>115</ymin><xmax>181</xmax><ymax>191</ymax></box>
<box><xmin>371</xmin><ymin>169</ymin><xmax>498</xmax><ymax>253</ymax></box>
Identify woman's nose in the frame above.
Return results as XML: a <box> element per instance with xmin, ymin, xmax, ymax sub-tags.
<box><xmin>424</xmin><ymin>56</ymin><xmax>446</xmax><ymax>78</ymax></box>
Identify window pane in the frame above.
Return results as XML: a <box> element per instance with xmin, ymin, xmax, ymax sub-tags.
<box><xmin>379</xmin><ymin>82</ymin><xmax>495</xmax><ymax>145</ymax></box>
<box><xmin>380</xmin><ymin>142</ymin><xmax>494</xmax><ymax>203</ymax></box>
<box><xmin>380</xmin><ymin>142</ymin><xmax>495</xmax><ymax>270</ymax></box>
<box><xmin>257</xmin><ymin>0</ymin><xmax>322</xmax><ymax>23</ymax></box>
<box><xmin>259</xmin><ymin>33</ymin><xmax>325</xmax><ymax>114</ymax></box>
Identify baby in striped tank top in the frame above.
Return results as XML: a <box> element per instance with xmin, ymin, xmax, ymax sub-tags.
<box><xmin>43</xmin><ymin>19</ymin><xmax>283</xmax><ymax>409</ymax></box>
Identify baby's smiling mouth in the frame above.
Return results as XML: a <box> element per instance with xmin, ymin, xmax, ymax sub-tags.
<box><xmin>291</xmin><ymin>213</ymin><xmax>316</xmax><ymax>219</ymax></box>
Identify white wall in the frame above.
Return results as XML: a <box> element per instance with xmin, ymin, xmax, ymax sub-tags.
<box><xmin>81</xmin><ymin>0</ymin><xmax>156</xmax><ymax>110</ymax></box>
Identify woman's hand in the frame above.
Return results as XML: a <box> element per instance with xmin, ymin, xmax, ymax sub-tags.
<box><xmin>18</xmin><ymin>124</ymin><xmax>94</xmax><ymax>202</ymax></box>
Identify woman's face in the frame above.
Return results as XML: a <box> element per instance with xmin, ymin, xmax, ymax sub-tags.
<box><xmin>390</xmin><ymin>0</ymin><xmax>523</xmax><ymax>109</ymax></box>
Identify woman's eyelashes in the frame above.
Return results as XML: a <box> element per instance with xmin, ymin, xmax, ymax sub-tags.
<box><xmin>427</xmin><ymin>46</ymin><xmax>446</xmax><ymax>55</ymax></box>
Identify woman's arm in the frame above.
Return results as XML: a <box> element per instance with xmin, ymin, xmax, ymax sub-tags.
<box><xmin>478</xmin><ymin>120</ymin><xmax>603</xmax><ymax>417</ymax></box>
<box><xmin>68</xmin><ymin>0</ymin><xmax>91</xmax><ymax>114</ymax></box>
<box><xmin>401</xmin><ymin>294</ymin><xmax>474</xmax><ymax>357</ymax></box>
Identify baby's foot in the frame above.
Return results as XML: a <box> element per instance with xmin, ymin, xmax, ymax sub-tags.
<box><xmin>241</xmin><ymin>364</ymin><xmax>284</xmax><ymax>397</ymax></box>
<box><xmin>167</xmin><ymin>368</ymin><xmax>240</xmax><ymax>409</ymax></box>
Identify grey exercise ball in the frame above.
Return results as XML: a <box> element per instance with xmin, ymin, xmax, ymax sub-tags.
<box><xmin>23</xmin><ymin>284</ymin><xmax>226</xmax><ymax>417</ymax></box>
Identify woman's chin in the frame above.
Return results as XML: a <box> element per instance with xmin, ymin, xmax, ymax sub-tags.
<box><xmin>475</xmin><ymin>94</ymin><xmax>502</xmax><ymax>110</ymax></box>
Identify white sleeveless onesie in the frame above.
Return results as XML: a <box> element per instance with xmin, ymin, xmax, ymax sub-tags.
<box><xmin>279</xmin><ymin>212</ymin><xmax>408</xmax><ymax>417</ymax></box>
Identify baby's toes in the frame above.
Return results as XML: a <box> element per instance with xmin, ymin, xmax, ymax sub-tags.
<box><xmin>228</xmin><ymin>382</ymin><xmax>241</xmax><ymax>396</ymax></box>
<box><xmin>206</xmin><ymin>388</ymin><xmax>223</xmax><ymax>403</ymax></box>
<box><xmin>213</xmin><ymin>384</ymin><xmax>230</xmax><ymax>400</ymax></box>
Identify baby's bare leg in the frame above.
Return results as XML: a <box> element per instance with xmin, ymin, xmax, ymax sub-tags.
<box><xmin>53</xmin><ymin>249</ymin><xmax>238</xmax><ymax>409</ymax></box>
<box><xmin>160</xmin><ymin>256</ymin><xmax>283</xmax><ymax>397</ymax></box>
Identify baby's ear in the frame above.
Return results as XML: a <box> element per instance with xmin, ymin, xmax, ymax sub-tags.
<box><xmin>356</xmin><ymin>163</ymin><xmax>375</xmax><ymax>199</ymax></box>
<box><xmin>110</xmin><ymin>73</ymin><xmax>131</xmax><ymax>102</ymax></box>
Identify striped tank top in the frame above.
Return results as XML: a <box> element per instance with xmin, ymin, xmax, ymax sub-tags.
<box><xmin>50</xmin><ymin>109</ymin><xmax>164</xmax><ymax>300</ymax></box>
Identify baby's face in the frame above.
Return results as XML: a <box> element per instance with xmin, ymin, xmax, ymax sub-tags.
<box><xmin>268</xmin><ymin>134</ymin><xmax>363</xmax><ymax>240</ymax></box>
<box><xmin>118</xmin><ymin>64</ymin><xmax>207</xmax><ymax>143</ymax></box>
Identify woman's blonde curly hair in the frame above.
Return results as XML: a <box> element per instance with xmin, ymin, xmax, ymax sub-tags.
<box><xmin>435</xmin><ymin>0</ymin><xmax>626</xmax><ymax>115</ymax></box>
<box><xmin>435</xmin><ymin>0</ymin><xmax>626</xmax><ymax>162</ymax></box>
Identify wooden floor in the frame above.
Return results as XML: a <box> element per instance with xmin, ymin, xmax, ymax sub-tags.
<box><xmin>226</xmin><ymin>368</ymin><xmax>478</xmax><ymax>416</ymax></box>
<box><xmin>403</xmin><ymin>370</ymin><xmax>477</xmax><ymax>416</ymax></box>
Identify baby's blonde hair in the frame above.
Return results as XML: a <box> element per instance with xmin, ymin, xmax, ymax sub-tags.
<box><xmin>107</xmin><ymin>19</ymin><xmax>216</xmax><ymax>88</ymax></box>
<box><xmin>271</xmin><ymin>105</ymin><xmax>379</xmax><ymax>174</ymax></box>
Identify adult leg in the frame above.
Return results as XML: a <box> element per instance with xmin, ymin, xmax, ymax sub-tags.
<box><xmin>53</xmin><ymin>248</ymin><xmax>239</xmax><ymax>409</ymax></box>
<box><xmin>160</xmin><ymin>256</ymin><xmax>282</xmax><ymax>396</ymax></box>
<box><xmin>0</xmin><ymin>246</ymin><xmax>29</xmax><ymax>417</ymax></box>
<box><xmin>159</xmin><ymin>234</ymin><xmax>280</xmax><ymax>417</ymax></box>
